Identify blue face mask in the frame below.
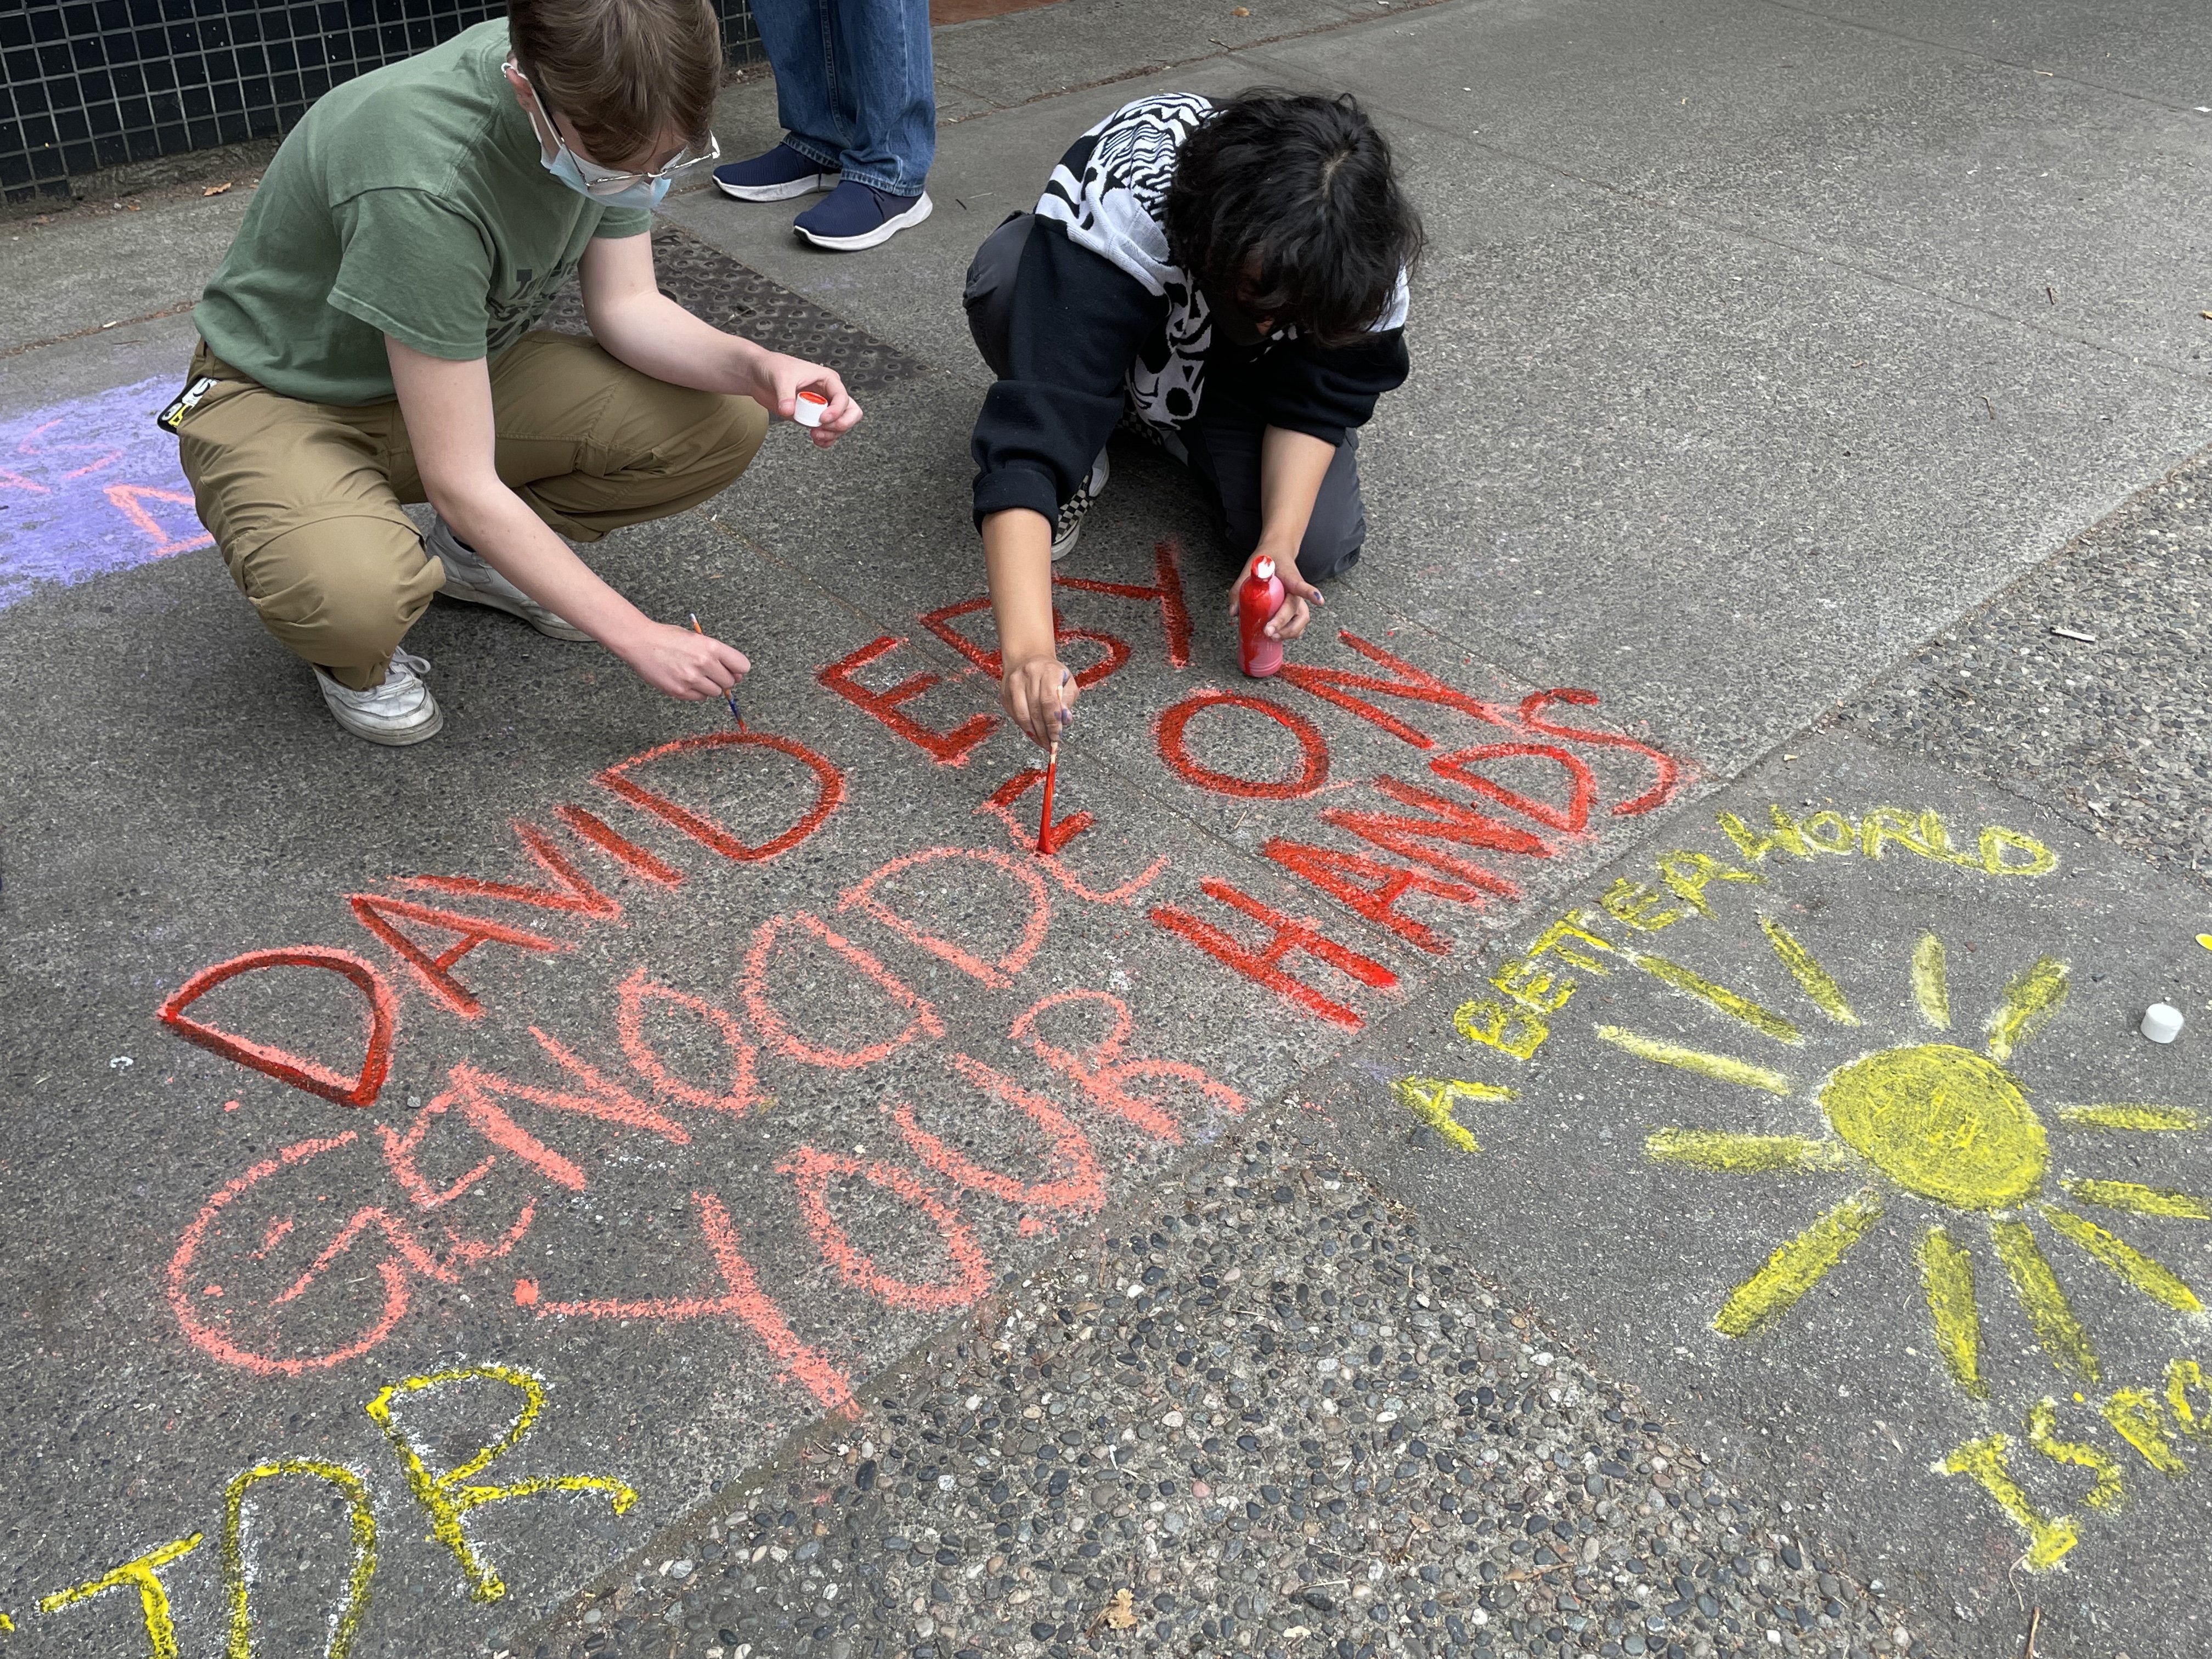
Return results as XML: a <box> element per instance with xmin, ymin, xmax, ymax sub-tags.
<box><xmin>539</xmin><ymin>142</ymin><xmax>672</xmax><ymax>211</ymax></box>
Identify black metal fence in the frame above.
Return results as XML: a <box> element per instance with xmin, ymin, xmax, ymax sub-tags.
<box><xmin>3</xmin><ymin>0</ymin><xmax>761</xmax><ymax>206</ymax></box>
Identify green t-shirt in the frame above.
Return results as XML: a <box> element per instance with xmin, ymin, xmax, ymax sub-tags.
<box><xmin>194</xmin><ymin>18</ymin><xmax>650</xmax><ymax>406</ymax></box>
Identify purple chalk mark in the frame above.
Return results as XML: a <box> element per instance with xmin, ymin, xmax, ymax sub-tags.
<box><xmin>0</xmin><ymin>375</ymin><xmax>213</xmax><ymax>611</ymax></box>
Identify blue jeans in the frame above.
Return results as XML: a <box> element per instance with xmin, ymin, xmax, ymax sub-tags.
<box><xmin>752</xmin><ymin>0</ymin><xmax>936</xmax><ymax>196</ymax></box>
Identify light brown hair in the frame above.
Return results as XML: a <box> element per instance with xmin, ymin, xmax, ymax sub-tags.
<box><xmin>508</xmin><ymin>0</ymin><xmax>721</xmax><ymax>170</ymax></box>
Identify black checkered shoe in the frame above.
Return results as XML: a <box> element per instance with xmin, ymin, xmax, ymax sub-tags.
<box><xmin>1052</xmin><ymin>448</ymin><xmax>1110</xmax><ymax>562</ymax></box>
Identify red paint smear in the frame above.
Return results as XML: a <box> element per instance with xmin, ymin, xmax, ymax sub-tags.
<box><xmin>157</xmin><ymin>946</ymin><xmax>398</xmax><ymax>1108</ymax></box>
<box><xmin>1009</xmin><ymin>989</ymin><xmax>1248</xmax><ymax>1145</ymax></box>
<box><xmin>1318</xmin><ymin>776</ymin><xmax>1541</xmax><ymax>892</ymax></box>
<box><xmin>1155</xmin><ymin>690</ymin><xmax>1331</xmax><ymax>800</ymax></box>
<box><xmin>740</xmin><ymin>911</ymin><xmax>945</xmax><ymax>1069</ymax></box>
<box><xmin>839</xmin><ymin>846</ymin><xmax>1050</xmax><ymax>991</ymax></box>
<box><xmin>1261</xmin><ymin>838</ymin><xmax>1497</xmax><ymax>954</ymax></box>
<box><xmin>887</xmin><ymin>1052</ymin><xmax>1105</xmax><ymax>1216</ymax></box>
<box><xmin>399</xmin><ymin>820</ymin><xmax>621</xmax><ymax>919</ymax></box>
<box><xmin>778</xmin><ymin>1148</ymin><xmax>993</xmax><ymax>1312</ymax></box>
<box><xmin>347</xmin><ymin>894</ymin><xmax>569</xmax><ymax>1021</ymax></box>
<box><xmin>1149</xmin><ymin>879</ymin><xmax>1397</xmax><ymax>1031</ymax></box>
<box><xmin>1517</xmin><ymin>689</ymin><xmax>1682</xmax><ymax>817</ymax></box>
<box><xmin>597</xmin><ymin>731</ymin><xmax>844</xmax><ymax>861</ymax></box>
<box><xmin>166</xmin><ymin>1132</ymin><xmax>430</xmax><ymax>1377</ymax></box>
<box><xmin>551</xmin><ymin>804</ymin><xmax>685</xmax><ymax>886</ymax></box>
<box><xmin>1274</xmin><ymin>630</ymin><xmax>1516</xmax><ymax>746</ymax></box>
<box><xmin>1053</xmin><ymin>539</ymin><xmax>1193</xmax><ymax>669</ymax></box>
<box><xmin>986</xmin><ymin>767</ymin><xmax>1098</xmax><ymax>859</ymax></box>
<box><xmin>616</xmin><ymin>964</ymin><xmax>759</xmax><ymax>1117</ymax></box>
<box><xmin>815</xmin><ymin>635</ymin><xmax>998</xmax><ymax>765</ymax></box>
<box><xmin>528</xmin><ymin>1191</ymin><xmax>854</xmax><ymax>1412</ymax></box>
<box><xmin>1428</xmin><ymin>742</ymin><xmax>1596</xmax><ymax>835</ymax></box>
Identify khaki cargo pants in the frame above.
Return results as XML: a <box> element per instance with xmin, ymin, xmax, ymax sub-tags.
<box><xmin>176</xmin><ymin>330</ymin><xmax>769</xmax><ymax>689</ymax></box>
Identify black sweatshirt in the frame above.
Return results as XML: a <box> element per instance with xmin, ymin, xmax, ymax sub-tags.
<box><xmin>972</xmin><ymin>93</ymin><xmax>1411</xmax><ymax>528</ymax></box>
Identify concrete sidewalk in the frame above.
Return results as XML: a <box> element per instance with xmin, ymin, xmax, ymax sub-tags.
<box><xmin>2</xmin><ymin>2</ymin><xmax>2209</xmax><ymax>1657</ymax></box>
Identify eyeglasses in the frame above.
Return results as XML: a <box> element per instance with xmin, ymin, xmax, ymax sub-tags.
<box><xmin>510</xmin><ymin>60</ymin><xmax>722</xmax><ymax>196</ymax></box>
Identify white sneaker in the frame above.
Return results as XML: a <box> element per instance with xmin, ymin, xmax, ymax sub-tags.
<box><xmin>313</xmin><ymin>648</ymin><xmax>443</xmax><ymax>746</ymax></box>
<box><xmin>427</xmin><ymin>517</ymin><xmax>591</xmax><ymax>641</ymax></box>
<box><xmin>1052</xmin><ymin>448</ymin><xmax>1110</xmax><ymax>562</ymax></box>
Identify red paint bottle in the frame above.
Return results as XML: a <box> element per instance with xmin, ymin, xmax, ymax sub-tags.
<box><xmin>1237</xmin><ymin>557</ymin><xmax>1286</xmax><ymax>679</ymax></box>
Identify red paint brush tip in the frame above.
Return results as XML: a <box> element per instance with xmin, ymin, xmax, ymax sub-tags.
<box><xmin>1037</xmin><ymin>751</ymin><xmax>1058</xmax><ymax>856</ymax></box>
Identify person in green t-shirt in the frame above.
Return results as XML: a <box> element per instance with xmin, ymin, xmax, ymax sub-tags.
<box><xmin>176</xmin><ymin>0</ymin><xmax>860</xmax><ymax>746</ymax></box>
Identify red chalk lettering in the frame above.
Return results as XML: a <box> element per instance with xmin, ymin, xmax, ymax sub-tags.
<box><xmin>1260</xmin><ymin>837</ymin><xmax>1495</xmax><ymax>954</ymax></box>
<box><xmin>1009</xmin><ymin>989</ymin><xmax>1248</xmax><ymax>1144</ymax></box>
<box><xmin>1516</xmin><ymin>689</ymin><xmax>1681</xmax><ymax>817</ymax></box>
<box><xmin>778</xmin><ymin>1148</ymin><xmax>993</xmax><ymax>1311</ymax></box>
<box><xmin>1052</xmin><ymin>538</ymin><xmax>1193</xmax><ymax>668</ymax></box>
<box><xmin>614</xmin><ymin>965</ymin><xmax>759</xmax><ymax>1118</ymax></box>
<box><xmin>1155</xmin><ymin>690</ymin><xmax>1331</xmax><ymax>799</ymax></box>
<box><xmin>348</xmin><ymin>895</ymin><xmax>568</xmax><ymax>1021</ymax></box>
<box><xmin>157</xmin><ymin>946</ymin><xmax>399</xmax><ymax>1108</ymax></box>
<box><xmin>741</xmin><ymin>911</ymin><xmax>946</xmax><ymax>1068</ymax></box>
<box><xmin>1274</xmin><ymin>630</ymin><xmax>1517</xmax><ymax>747</ymax></box>
<box><xmin>549</xmin><ymin>804</ymin><xmax>685</xmax><ymax>885</ymax></box>
<box><xmin>596</xmin><ymin>732</ymin><xmax>844</xmax><ymax>860</ymax></box>
<box><xmin>919</xmin><ymin>595</ymin><xmax>1133</xmax><ymax>690</ymax></box>
<box><xmin>1429</xmin><ymin>742</ymin><xmax>1597</xmax><ymax>835</ymax></box>
<box><xmin>815</xmin><ymin>635</ymin><xmax>998</xmax><ymax>764</ymax></box>
<box><xmin>988</xmin><ymin>767</ymin><xmax>1096</xmax><ymax>857</ymax></box>
<box><xmin>1149</xmin><ymin>878</ymin><xmax>1397</xmax><ymax>1030</ymax></box>
<box><xmin>104</xmin><ymin>483</ymin><xmax>215</xmax><ymax>556</ymax></box>
<box><xmin>400</xmin><ymin>820</ymin><xmax>620</xmax><ymax>919</ymax></box>
<box><xmin>839</xmin><ymin>846</ymin><xmax>1051</xmax><ymax>990</ymax></box>
<box><xmin>1319</xmin><ymin>776</ymin><xmax>1542</xmax><ymax>891</ymax></box>
<box><xmin>527</xmin><ymin>1191</ymin><xmax>854</xmax><ymax>1412</ymax></box>
<box><xmin>888</xmin><ymin>1052</ymin><xmax>1107</xmax><ymax>1224</ymax></box>
<box><xmin>975</xmin><ymin>771</ymin><xmax>1169</xmax><ymax>905</ymax></box>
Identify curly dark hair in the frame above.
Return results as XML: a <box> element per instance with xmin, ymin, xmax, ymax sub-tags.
<box><xmin>1162</xmin><ymin>88</ymin><xmax>1423</xmax><ymax>349</ymax></box>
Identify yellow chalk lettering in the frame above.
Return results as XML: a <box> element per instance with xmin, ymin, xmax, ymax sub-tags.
<box><xmin>1799</xmin><ymin>811</ymin><xmax>1858</xmax><ymax>856</ymax></box>
<box><xmin>1525</xmin><ymin>913</ymin><xmax>1619</xmax><ymax>973</ymax></box>
<box><xmin>1979</xmin><ymin>825</ymin><xmax>2058</xmax><ymax>876</ymax></box>
<box><xmin>1936</xmin><ymin>1434</ymin><xmax>2076</xmax><ymax>1570</ymax></box>
<box><xmin>2101</xmin><ymin>1387</ymin><xmax>2186</xmax><ymax>1476</ymax></box>
<box><xmin>366</xmin><ymin>1365</ymin><xmax>639</xmax><ymax>1604</ymax></box>
<box><xmin>223</xmin><ymin>1459</ymin><xmax>376</xmax><ymax>1659</ymax></box>
<box><xmin>2024</xmin><ymin>1399</ymin><xmax>2123</xmax><ymax>1510</ymax></box>
<box><xmin>1716</xmin><ymin>805</ymin><xmax>1810</xmax><ymax>864</ymax></box>
<box><xmin>2165</xmin><ymin>1359</ymin><xmax>2212</xmax><ymax>1438</ymax></box>
<box><xmin>1453</xmin><ymin>996</ymin><xmax>1549</xmax><ymax>1061</ymax></box>
<box><xmin>37</xmin><ymin>1533</ymin><xmax>202</xmax><ymax>1658</ymax></box>
<box><xmin>1916</xmin><ymin>1226</ymin><xmax>1987</xmax><ymax>1398</ymax></box>
<box><xmin>1860</xmin><ymin>806</ymin><xmax>1975</xmax><ymax>867</ymax></box>
<box><xmin>1656</xmin><ymin>851</ymin><xmax>1763</xmax><ymax>915</ymax></box>
<box><xmin>1392</xmin><ymin>1076</ymin><xmax>1514</xmax><ymax>1153</ymax></box>
<box><xmin>1598</xmin><ymin>877</ymin><xmax>1693</xmax><ymax>933</ymax></box>
<box><xmin>1488</xmin><ymin>954</ymin><xmax>1575</xmax><ymax>1014</ymax></box>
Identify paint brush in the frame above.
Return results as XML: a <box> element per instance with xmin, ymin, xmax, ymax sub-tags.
<box><xmin>1037</xmin><ymin>668</ymin><xmax>1071</xmax><ymax>855</ymax></box>
<box><xmin>689</xmin><ymin>611</ymin><xmax>748</xmax><ymax>731</ymax></box>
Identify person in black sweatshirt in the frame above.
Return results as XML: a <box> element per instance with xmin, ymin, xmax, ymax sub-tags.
<box><xmin>964</xmin><ymin>88</ymin><xmax>1423</xmax><ymax>747</ymax></box>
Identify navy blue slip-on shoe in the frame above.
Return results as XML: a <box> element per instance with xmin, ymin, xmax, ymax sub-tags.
<box><xmin>714</xmin><ymin>143</ymin><xmax>840</xmax><ymax>202</ymax></box>
<box><xmin>793</xmin><ymin>182</ymin><xmax>933</xmax><ymax>251</ymax></box>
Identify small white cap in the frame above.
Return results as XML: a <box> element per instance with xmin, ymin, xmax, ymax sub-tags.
<box><xmin>1254</xmin><ymin>557</ymin><xmax>1276</xmax><ymax>582</ymax></box>
<box><xmin>793</xmin><ymin>391</ymin><xmax>827</xmax><ymax>427</ymax></box>
<box><xmin>2142</xmin><ymin>1002</ymin><xmax>2185</xmax><ymax>1044</ymax></box>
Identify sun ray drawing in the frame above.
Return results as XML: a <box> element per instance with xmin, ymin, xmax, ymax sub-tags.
<box><xmin>1609</xmin><ymin>923</ymin><xmax>2211</xmax><ymax>1398</ymax></box>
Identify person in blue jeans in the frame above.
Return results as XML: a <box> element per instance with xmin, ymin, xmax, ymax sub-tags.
<box><xmin>712</xmin><ymin>0</ymin><xmax>934</xmax><ymax>250</ymax></box>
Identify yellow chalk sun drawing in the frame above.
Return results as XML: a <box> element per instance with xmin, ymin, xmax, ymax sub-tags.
<box><xmin>1605</xmin><ymin>922</ymin><xmax>2209</xmax><ymax>1397</ymax></box>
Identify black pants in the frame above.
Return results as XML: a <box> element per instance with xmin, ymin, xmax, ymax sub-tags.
<box><xmin>963</xmin><ymin>212</ymin><xmax>1366</xmax><ymax>584</ymax></box>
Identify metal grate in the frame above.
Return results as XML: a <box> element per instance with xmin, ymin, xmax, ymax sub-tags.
<box><xmin>3</xmin><ymin>0</ymin><xmax>761</xmax><ymax>206</ymax></box>
<box><xmin>540</xmin><ymin>224</ymin><xmax>932</xmax><ymax>393</ymax></box>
